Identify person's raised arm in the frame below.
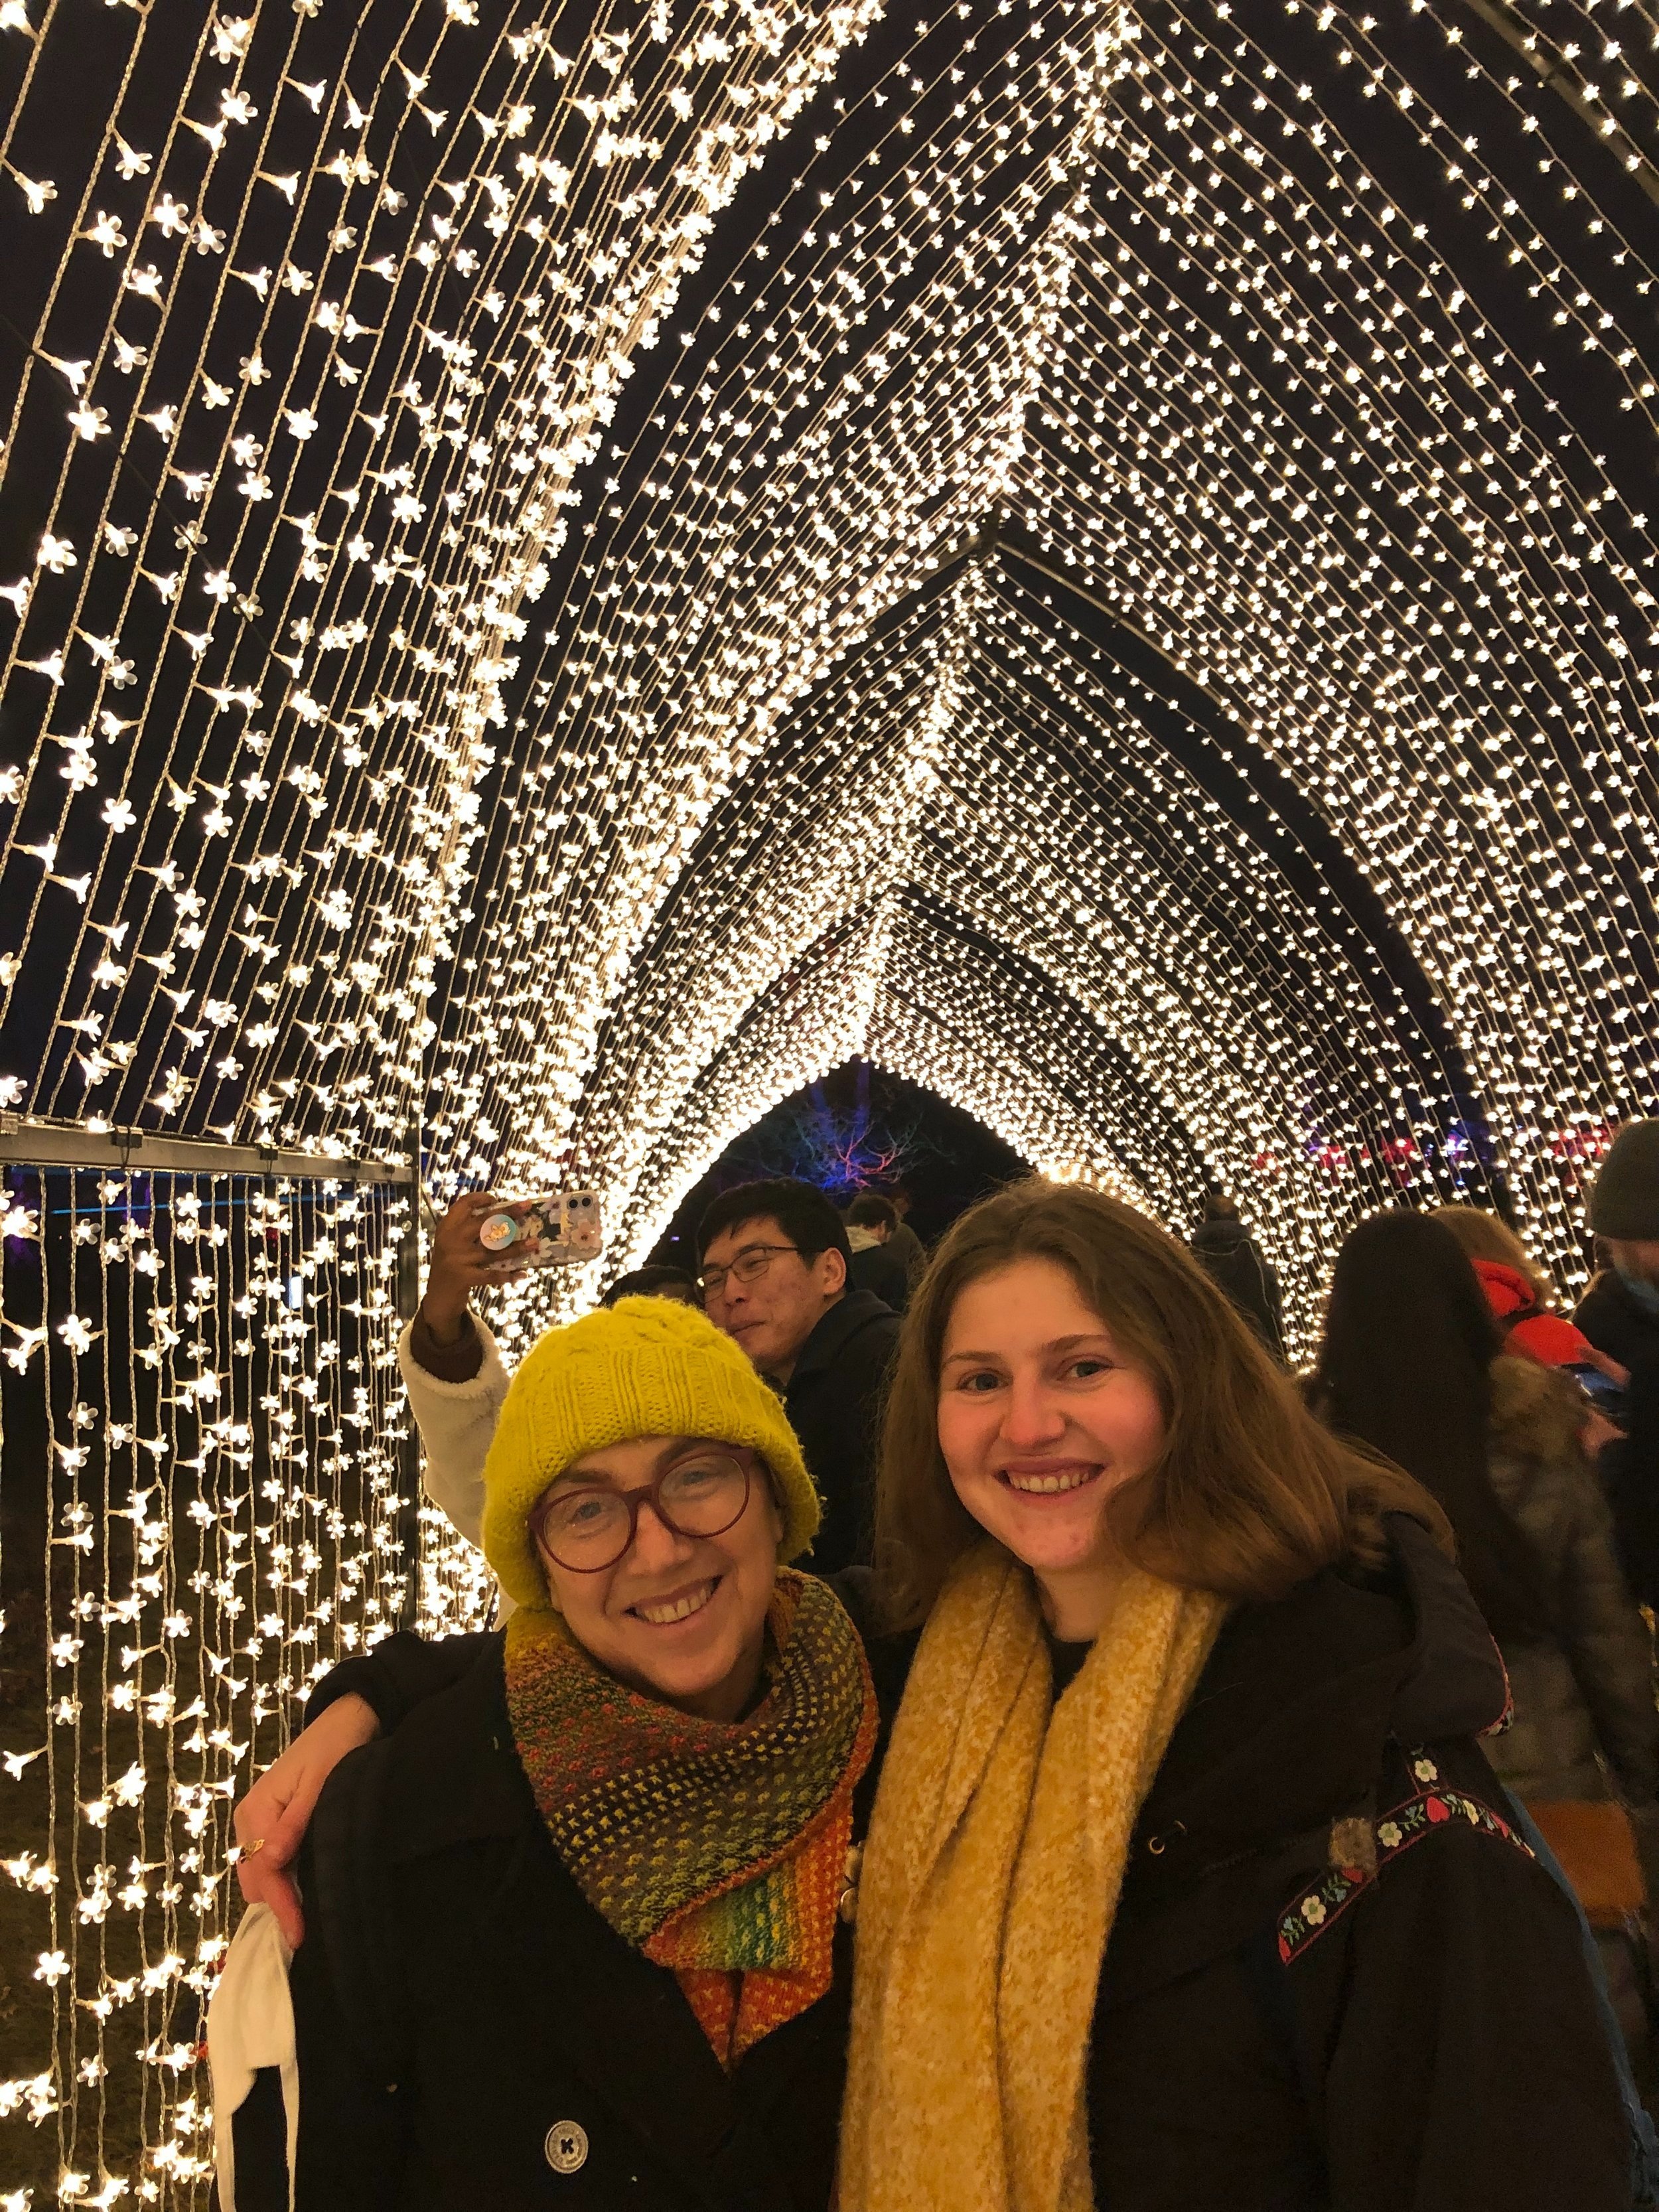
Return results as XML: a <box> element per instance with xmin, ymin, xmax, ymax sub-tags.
<box><xmin>407</xmin><ymin>1191</ymin><xmax>528</xmax><ymax>1380</ymax></box>
<box><xmin>397</xmin><ymin>1192</ymin><xmax>521</xmax><ymax>1550</ymax></box>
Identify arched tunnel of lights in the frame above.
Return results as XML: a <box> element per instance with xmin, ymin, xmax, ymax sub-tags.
<box><xmin>3</xmin><ymin>0</ymin><xmax>1659</xmax><ymax>2191</ymax></box>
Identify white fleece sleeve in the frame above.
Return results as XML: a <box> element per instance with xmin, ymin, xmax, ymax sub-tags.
<box><xmin>396</xmin><ymin>1315</ymin><xmax>511</xmax><ymax>1552</ymax></box>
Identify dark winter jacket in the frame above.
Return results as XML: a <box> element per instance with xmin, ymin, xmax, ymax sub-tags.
<box><xmin>1478</xmin><ymin>1357</ymin><xmax>1658</xmax><ymax>1806</ymax></box>
<box><xmin>884</xmin><ymin>1218</ymin><xmax>926</xmax><ymax>1290</ymax></box>
<box><xmin>254</xmin><ymin>1524</ymin><xmax>1626</xmax><ymax>2211</ymax></box>
<box><xmin>1087</xmin><ymin>1511</ymin><xmax>1628</xmax><ymax>2209</ymax></box>
<box><xmin>1191</xmin><ymin>1217</ymin><xmax>1286</xmax><ymax>1360</ymax></box>
<box><xmin>1577</xmin><ymin>1270</ymin><xmax>1659</xmax><ymax>1612</ymax></box>
<box><xmin>845</xmin><ymin>1240</ymin><xmax>910</xmax><ymax>1315</ymax></box>
<box><xmin>228</xmin><ymin>1574</ymin><xmax>910</xmax><ymax>2212</ymax></box>
<box><xmin>778</xmin><ymin>1290</ymin><xmax>900</xmax><ymax>1576</ymax></box>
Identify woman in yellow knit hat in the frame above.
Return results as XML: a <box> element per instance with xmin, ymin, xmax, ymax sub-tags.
<box><xmin>208</xmin><ymin>1295</ymin><xmax>888</xmax><ymax>2211</ymax></box>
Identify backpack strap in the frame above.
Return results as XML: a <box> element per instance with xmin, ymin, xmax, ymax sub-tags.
<box><xmin>1238</xmin><ymin>1764</ymin><xmax>1659</xmax><ymax>2212</ymax></box>
<box><xmin>1237</xmin><ymin>1797</ymin><xmax>1374</xmax><ymax>2121</ymax></box>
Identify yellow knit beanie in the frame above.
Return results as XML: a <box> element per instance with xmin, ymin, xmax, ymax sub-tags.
<box><xmin>482</xmin><ymin>1295</ymin><xmax>820</xmax><ymax>1610</ymax></box>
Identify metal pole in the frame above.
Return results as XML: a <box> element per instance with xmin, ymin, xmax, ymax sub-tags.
<box><xmin>394</xmin><ymin>1121</ymin><xmax>424</xmax><ymax>1629</ymax></box>
<box><xmin>0</xmin><ymin>1114</ymin><xmax>414</xmax><ymax>1183</ymax></box>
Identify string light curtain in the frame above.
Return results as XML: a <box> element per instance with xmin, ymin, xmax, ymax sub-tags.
<box><xmin>5</xmin><ymin>0</ymin><xmax>1659</xmax><ymax>2197</ymax></box>
<box><xmin>561</xmin><ymin>562</ymin><xmax>1471</xmax><ymax>1349</ymax></box>
<box><xmin>418</xmin><ymin>0</ymin><xmax>1659</xmax><ymax>1298</ymax></box>
<box><xmin>0</xmin><ymin>1167</ymin><xmax>489</xmax><ymax>2202</ymax></box>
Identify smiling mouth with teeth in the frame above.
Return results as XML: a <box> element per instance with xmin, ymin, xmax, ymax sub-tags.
<box><xmin>630</xmin><ymin>1578</ymin><xmax>720</xmax><ymax>1627</ymax></box>
<box><xmin>999</xmin><ymin>1467</ymin><xmax>1101</xmax><ymax>1496</ymax></box>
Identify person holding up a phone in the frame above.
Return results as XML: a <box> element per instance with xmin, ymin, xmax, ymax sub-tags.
<box><xmin>403</xmin><ymin>1178</ymin><xmax>899</xmax><ymax>1577</ymax></box>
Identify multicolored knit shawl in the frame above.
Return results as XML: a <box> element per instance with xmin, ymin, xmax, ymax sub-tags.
<box><xmin>504</xmin><ymin>1568</ymin><xmax>877</xmax><ymax>2067</ymax></box>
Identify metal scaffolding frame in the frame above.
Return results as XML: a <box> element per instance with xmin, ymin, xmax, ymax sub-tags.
<box><xmin>0</xmin><ymin>1113</ymin><xmax>417</xmax><ymax>1185</ymax></box>
<box><xmin>1</xmin><ymin>1111</ymin><xmax>431</xmax><ymax>1625</ymax></box>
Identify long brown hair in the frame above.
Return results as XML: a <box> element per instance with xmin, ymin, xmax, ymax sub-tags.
<box><xmin>1313</xmin><ymin>1211</ymin><xmax>1555</xmax><ymax>1646</ymax></box>
<box><xmin>874</xmin><ymin>1178</ymin><xmax>1447</xmax><ymax>1630</ymax></box>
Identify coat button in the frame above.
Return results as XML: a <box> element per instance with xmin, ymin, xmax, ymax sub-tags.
<box><xmin>545</xmin><ymin>2120</ymin><xmax>589</xmax><ymax>2175</ymax></box>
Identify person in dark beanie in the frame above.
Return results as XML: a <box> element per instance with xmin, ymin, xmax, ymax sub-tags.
<box><xmin>1190</xmin><ymin>1192</ymin><xmax>1285</xmax><ymax>1361</ymax></box>
<box><xmin>1577</xmin><ymin>1121</ymin><xmax>1659</xmax><ymax>1372</ymax></box>
<box><xmin>1577</xmin><ymin>1122</ymin><xmax>1659</xmax><ymax>1610</ymax></box>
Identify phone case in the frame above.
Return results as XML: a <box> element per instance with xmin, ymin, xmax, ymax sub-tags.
<box><xmin>476</xmin><ymin>1190</ymin><xmax>604</xmax><ymax>1269</ymax></box>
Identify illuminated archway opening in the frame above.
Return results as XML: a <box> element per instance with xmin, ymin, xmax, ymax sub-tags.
<box><xmin>643</xmin><ymin>1059</ymin><xmax>1031</xmax><ymax>1280</ymax></box>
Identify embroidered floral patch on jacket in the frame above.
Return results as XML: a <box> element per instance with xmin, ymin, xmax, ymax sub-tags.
<box><xmin>1277</xmin><ymin>1751</ymin><xmax>1533</xmax><ymax>1965</ymax></box>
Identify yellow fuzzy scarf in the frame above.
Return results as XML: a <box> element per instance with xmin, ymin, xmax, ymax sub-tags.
<box><xmin>838</xmin><ymin>1542</ymin><xmax>1226</xmax><ymax>2212</ymax></box>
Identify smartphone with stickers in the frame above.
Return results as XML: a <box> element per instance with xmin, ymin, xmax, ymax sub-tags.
<box><xmin>475</xmin><ymin>1191</ymin><xmax>604</xmax><ymax>1270</ymax></box>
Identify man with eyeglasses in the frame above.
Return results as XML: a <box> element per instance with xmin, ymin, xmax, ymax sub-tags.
<box><xmin>399</xmin><ymin>1175</ymin><xmax>901</xmax><ymax>1587</ymax></box>
<box><xmin>693</xmin><ymin>1178</ymin><xmax>902</xmax><ymax>1574</ymax></box>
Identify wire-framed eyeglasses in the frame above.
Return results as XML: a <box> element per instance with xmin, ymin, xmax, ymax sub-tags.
<box><xmin>697</xmin><ymin>1241</ymin><xmax>802</xmax><ymax>1298</ymax></box>
<box><xmin>531</xmin><ymin>1453</ymin><xmax>753</xmax><ymax>1573</ymax></box>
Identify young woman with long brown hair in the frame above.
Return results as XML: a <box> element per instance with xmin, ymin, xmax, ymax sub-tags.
<box><xmin>837</xmin><ymin>1178</ymin><xmax>1627</xmax><ymax>2212</ymax></box>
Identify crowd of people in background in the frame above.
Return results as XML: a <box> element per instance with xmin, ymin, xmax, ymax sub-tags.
<box><xmin>207</xmin><ymin>1132</ymin><xmax>1659</xmax><ymax>2211</ymax></box>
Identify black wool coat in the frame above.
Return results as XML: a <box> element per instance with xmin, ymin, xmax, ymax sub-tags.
<box><xmin>1575</xmin><ymin>1268</ymin><xmax>1659</xmax><ymax>1376</ymax></box>
<box><xmin>776</xmin><ymin>1290</ymin><xmax>900</xmax><ymax>1577</ymax></box>
<box><xmin>845</xmin><ymin>1242</ymin><xmax>910</xmax><ymax>1317</ymax></box>
<box><xmin>228</xmin><ymin>1575</ymin><xmax>907</xmax><ymax>2212</ymax></box>
<box><xmin>238</xmin><ymin>1533</ymin><xmax>1628</xmax><ymax>2212</ymax></box>
<box><xmin>1086</xmin><ymin>1516</ymin><xmax>1628</xmax><ymax>2210</ymax></box>
<box><xmin>1575</xmin><ymin>1271</ymin><xmax>1659</xmax><ymax>1610</ymax></box>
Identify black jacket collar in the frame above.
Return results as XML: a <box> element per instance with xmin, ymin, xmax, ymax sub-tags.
<box><xmin>785</xmin><ymin>1288</ymin><xmax>897</xmax><ymax>1390</ymax></box>
<box><xmin>1192</xmin><ymin>1220</ymin><xmax>1254</xmax><ymax>1256</ymax></box>
<box><xmin>1578</xmin><ymin>1267</ymin><xmax>1659</xmax><ymax>1353</ymax></box>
